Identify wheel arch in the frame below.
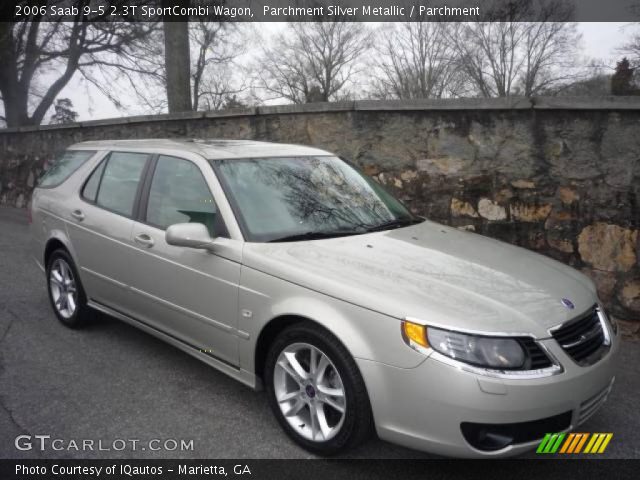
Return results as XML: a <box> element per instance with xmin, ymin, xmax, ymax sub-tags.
<box><xmin>250</xmin><ymin>293</ymin><xmax>422</xmax><ymax>383</ymax></box>
<box><xmin>44</xmin><ymin>233</ymin><xmax>74</xmax><ymax>268</ymax></box>
<box><xmin>253</xmin><ymin>307</ymin><xmax>373</xmax><ymax>385</ymax></box>
<box><xmin>254</xmin><ymin>314</ymin><xmax>319</xmax><ymax>382</ymax></box>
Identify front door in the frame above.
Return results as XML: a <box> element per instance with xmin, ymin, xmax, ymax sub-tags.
<box><xmin>126</xmin><ymin>155</ymin><xmax>241</xmax><ymax>366</ymax></box>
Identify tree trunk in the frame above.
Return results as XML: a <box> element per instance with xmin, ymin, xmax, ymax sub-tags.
<box><xmin>163</xmin><ymin>20</ymin><xmax>192</xmax><ymax>113</ymax></box>
<box><xmin>2</xmin><ymin>90</ymin><xmax>32</xmax><ymax>127</ymax></box>
<box><xmin>0</xmin><ymin>23</ymin><xmax>31</xmax><ymax>127</ymax></box>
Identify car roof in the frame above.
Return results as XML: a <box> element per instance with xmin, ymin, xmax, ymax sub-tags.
<box><xmin>68</xmin><ymin>138</ymin><xmax>333</xmax><ymax>160</ymax></box>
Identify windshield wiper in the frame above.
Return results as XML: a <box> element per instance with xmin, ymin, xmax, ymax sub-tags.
<box><xmin>268</xmin><ymin>218</ymin><xmax>422</xmax><ymax>242</ymax></box>
<box><xmin>365</xmin><ymin>217</ymin><xmax>423</xmax><ymax>232</ymax></box>
<box><xmin>268</xmin><ymin>229</ymin><xmax>366</xmax><ymax>243</ymax></box>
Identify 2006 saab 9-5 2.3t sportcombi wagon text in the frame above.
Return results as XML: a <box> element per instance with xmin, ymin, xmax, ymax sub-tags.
<box><xmin>30</xmin><ymin>139</ymin><xmax>619</xmax><ymax>457</ymax></box>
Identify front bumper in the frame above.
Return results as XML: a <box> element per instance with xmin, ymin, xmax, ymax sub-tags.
<box><xmin>357</xmin><ymin>327</ymin><xmax>620</xmax><ymax>458</ymax></box>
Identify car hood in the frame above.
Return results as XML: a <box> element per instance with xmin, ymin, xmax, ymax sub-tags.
<box><xmin>241</xmin><ymin>221</ymin><xmax>597</xmax><ymax>338</ymax></box>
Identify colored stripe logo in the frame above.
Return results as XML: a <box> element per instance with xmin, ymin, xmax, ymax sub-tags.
<box><xmin>537</xmin><ymin>433</ymin><xmax>613</xmax><ymax>454</ymax></box>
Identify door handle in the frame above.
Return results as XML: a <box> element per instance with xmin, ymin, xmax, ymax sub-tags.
<box><xmin>71</xmin><ymin>210</ymin><xmax>85</xmax><ymax>221</ymax></box>
<box><xmin>134</xmin><ymin>233</ymin><xmax>155</xmax><ymax>248</ymax></box>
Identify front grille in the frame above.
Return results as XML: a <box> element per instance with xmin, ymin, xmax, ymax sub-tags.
<box><xmin>551</xmin><ymin>307</ymin><xmax>608</xmax><ymax>366</ymax></box>
<box><xmin>519</xmin><ymin>338</ymin><xmax>553</xmax><ymax>369</ymax></box>
<box><xmin>578</xmin><ymin>379</ymin><xmax>615</xmax><ymax>425</ymax></box>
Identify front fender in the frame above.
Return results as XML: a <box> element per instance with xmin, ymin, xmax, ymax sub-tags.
<box><xmin>238</xmin><ymin>266</ymin><xmax>425</xmax><ymax>374</ymax></box>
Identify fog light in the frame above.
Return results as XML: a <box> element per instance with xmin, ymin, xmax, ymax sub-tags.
<box><xmin>460</xmin><ymin>411</ymin><xmax>572</xmax><ymax>452</ymax></box>
<box><xmin>460</xmin><ymin>424</ymin><xmax>513</xmax><ymax>451</ymax></box>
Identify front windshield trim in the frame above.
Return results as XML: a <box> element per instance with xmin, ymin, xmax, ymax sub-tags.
<box><xmin>210</xmin><ymin>156</ymin><xmax>418</xmax><ymax>243</ymax></box>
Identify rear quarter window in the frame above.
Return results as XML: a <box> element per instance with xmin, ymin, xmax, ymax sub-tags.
<box><xmin>38</xmin><ymin>150</ymin><xmax>96</xmax><ymax>188</ymax></box>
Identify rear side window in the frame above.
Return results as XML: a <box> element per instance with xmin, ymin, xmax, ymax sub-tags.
<box><xmin>94</xmin><ymin>152</ymin><xmax>149</xmax><ymax>217</ymax></box>
<box><xmin>38</xmin><ymin>150</ymin><xmax>95</xmax><ymax>188</ymax></box>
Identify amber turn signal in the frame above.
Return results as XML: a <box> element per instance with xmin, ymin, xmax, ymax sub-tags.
<box><xmin>402</xmin><ymin>320</ymin><xmax>429</xmax><ymax>348</ymax></box>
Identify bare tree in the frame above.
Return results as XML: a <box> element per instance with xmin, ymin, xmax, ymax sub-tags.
<box><xmin>0</xmin><ymin>15</ymin><xmax>154</xmax><ymax>127</ymax></box>
<box><xmin>545</xmin><ymin>60</ymin><xmax>611</xmax><ymax>96</ymax></box>
<box><xmin>616</xmin><ymin>0</ymin><xmax>640</xmax><ymax>65</ymax></box>
<box><xmin>448</xmin><ymin>0</ymin><xmax>581</xmax><ymax>97</ymax></box>
<box><xmin>617</xmin><ymin>22</ymin><xmax>640</xmax><ymax>68</ymax></box>
<box><xmin>449</xmin><ymin>22</ymin><xmax>522</xmax><ymax>97</ymax></box>
<box><xmin>519</xmin><ymin>21</ymin><xmax>582</xmax><ymax>95</ymax></box>
<box><xmin>75</xmin><ymin>25</ymin><xmax>164</xmax><ymax>114</ymax></box>
<box><xmin>256</xmin><ymin>22</ymin><xmax>372</xmax><ymax>104</ymax></box>
<box><xmin>618</xmin><ymin>36</ymin><xmax>640</xmax><ymax>67</ymax></box>
<box><xmin>190</xmin><ymin>22</ymin><xmax>248</xmax><ymax>111</ymax></box>
<box><xmin>93</xmin><ymin>21</ymin><xmax>248</xmax><ymax>113</ymax></box>
<box><xmin>371</xmin><ymin>22</ymin><xmax>466</xmax><ymax>99</ymax></box>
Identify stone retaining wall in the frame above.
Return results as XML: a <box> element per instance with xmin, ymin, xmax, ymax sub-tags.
<box><xmin>1</xmin><ymin>97</ymin><xmax>639</xmax><ymax>322</ymax></box>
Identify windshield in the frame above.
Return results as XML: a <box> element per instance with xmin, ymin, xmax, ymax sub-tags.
<box><xmin>214</xmin><ymin>156</ymin><xmax>418</xmax><ymax>242</ymax></box>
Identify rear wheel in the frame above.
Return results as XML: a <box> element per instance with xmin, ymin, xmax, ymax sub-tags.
<box><xmin>265</xmin><ymin>323</ymin><xmax>373</xmax><ymax>455</ymax></box>
<box><xmin>46</xmin><ymin>249</ymin><xmax>90</xmax><ymax>328</ymax></box>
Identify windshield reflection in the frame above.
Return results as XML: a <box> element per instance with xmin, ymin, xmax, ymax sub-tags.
<box><xmin>215</xmin><ymin>156</ymin><xmax>415</xmax><ymax>242</ymax></box>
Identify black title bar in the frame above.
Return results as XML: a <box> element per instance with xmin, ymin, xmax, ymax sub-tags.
<box><xmin>2</xmin><ymin>459</ymin><xmax>640</xmax><ymax>480</ymax></box>
<box><xmin>4</xmin><ymin>0</ymin><xmax>640</xmax><ymax>22</ymax></box>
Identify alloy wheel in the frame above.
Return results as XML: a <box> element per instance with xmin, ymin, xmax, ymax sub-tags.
<box><xmin>273</xmin><ymin>342</ymin><xmax>347</xmax><ymax>442</ymax></box>
<box><xmin>49</xmin><ymin>258</ymin><xmax>78</xmax><ymax>319</ymax></box>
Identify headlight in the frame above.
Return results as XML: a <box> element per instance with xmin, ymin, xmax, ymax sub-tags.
<box><xmin>402</xmin><ymin>321</ymin><xmax>525</xmax><ymax>369</ymax></box>
<box><xmin>427</xmin><ymin>327</ymin><xmax>525</xmax><ymax>369</ymax></box>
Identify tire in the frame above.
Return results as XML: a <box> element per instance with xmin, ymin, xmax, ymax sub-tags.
<box><xmin>265</xmin><ymin>322</ymin><xmax>373</xmax><ymax>455</ymax></box>
<box><xmin>46</xmin><ymin>249</ymin><xmax>91</xmax><ymax>328</ymax></box>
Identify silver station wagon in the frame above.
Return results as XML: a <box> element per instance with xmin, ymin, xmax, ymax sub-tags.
<box><xmin>30</xmin><ymin>139</ymin><xmax>620</xmax><ymax>457</ymax></box>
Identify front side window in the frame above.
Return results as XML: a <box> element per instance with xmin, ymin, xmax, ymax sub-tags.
<box><xmin>38</xmin><ymin>150</ymin><xmax>95</xmax><ymax>188</ymax></box>
<box><xmin>146</xmin><ymin>156</ymin><xmax>220</xmax><ymax>236</ymax></box>
<box><xmin>95</xmin><ymin>152</ymin><xmax>149</xmax><ymax>217</ymax></box>
<box><xmin>215</xmin><ymin>156</ymin><xmax>416</xmax><ymax>242</ymax></box>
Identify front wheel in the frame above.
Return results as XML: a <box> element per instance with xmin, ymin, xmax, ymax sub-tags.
<box><xmin>265</xmin><ymin>323</ymin><xmax>373</xmax><ymax>455</ymax></box>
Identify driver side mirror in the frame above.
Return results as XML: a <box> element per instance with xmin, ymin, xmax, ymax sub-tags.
<box><xmin>165</xmin><ymin>223</ymin><xmax>216</xmax><ymax>251</ymax></box>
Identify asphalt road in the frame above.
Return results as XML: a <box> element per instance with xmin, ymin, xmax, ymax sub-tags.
<box><xmin>0</xmin><ymin>207</ymin><xmax>638</xmax><ymax>459</ymax></box>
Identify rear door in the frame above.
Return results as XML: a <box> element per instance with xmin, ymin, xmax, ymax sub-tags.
<box><xmin>126</xmin><ymin>154</ymin><xmax>242</xmax><ymax>366</ymax></box>
<box><xmin>31</xmin><ymin>149</ymin><xmax>99</xmax><ymax>266</ymax></box>
<box><xmin>66</xmin><ymin>151</ymin><xmax>151</xmax><ymax>315</ymax></box>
